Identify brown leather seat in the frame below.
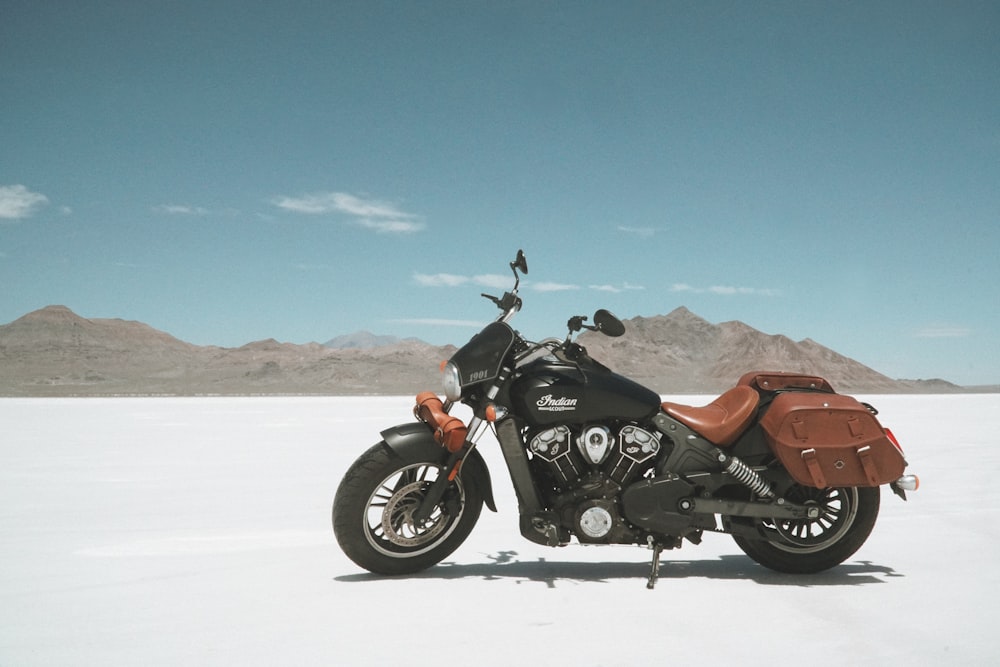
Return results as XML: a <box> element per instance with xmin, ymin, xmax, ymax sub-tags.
<box><xmin>661</xmin><ymin>385</ymin><xmax>760</xmax><ymax>447</ymax></box>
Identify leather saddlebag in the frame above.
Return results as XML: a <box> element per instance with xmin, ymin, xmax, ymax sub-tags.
<box><xmin>760</xmin><ymin>392</ymin><xmax>905</xmax><ymax>488</ymax></box>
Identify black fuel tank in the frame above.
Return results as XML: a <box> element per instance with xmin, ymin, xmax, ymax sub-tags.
<box><xmin>510</xmin><ymin>357</ymin><xmax>660</xmax><ymax>427</ymax></box>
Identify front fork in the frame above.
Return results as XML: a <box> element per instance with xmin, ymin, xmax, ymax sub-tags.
<box><xmin>413</xmin><ymin>372</ymin><xmax>545</xmax><ymax>535</ymax></box>
<box><xmin>413</xmin><ymin>411</ymin><xmax>489</xmax><ymax>523</ymax></box>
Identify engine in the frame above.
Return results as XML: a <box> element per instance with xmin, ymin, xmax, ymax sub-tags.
<box><xmin>527</xmin><ymin>422</ymin><xmax>663</xmax><ymax>542</ymax></box>
<box><xmin>528</xmin><ymin>422</ymin><xmax>661</xmax><ymax>488</ymax></box>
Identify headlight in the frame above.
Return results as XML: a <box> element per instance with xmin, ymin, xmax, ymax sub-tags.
<box><xmin>442</xmin><ymin>361</ymin><xmax>462</xmax><ymax>401</ymax></box>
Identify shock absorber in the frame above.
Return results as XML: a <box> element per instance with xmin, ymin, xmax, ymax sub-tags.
<box><xmin>719</xmin><ymin>453</ymin><xmax>775</xmax><ymax>499</ymax></box>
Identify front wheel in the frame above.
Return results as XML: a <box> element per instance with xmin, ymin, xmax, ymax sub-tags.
<box><xmin>732</xmin><ymin>485</ymin><xmax>880</xmax><ymax>574</ymax></box>
<box><xmin>333</xmin><ymin>442</ymin><xmax>483</xmax><ymax>575</ymax></box>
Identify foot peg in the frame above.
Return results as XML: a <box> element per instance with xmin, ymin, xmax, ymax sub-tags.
<box><xmin>520</xmin><ymin>512</ymin><xmax>566</xmax><ymax>547</ymax></box>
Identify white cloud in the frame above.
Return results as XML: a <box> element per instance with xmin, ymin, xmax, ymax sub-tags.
<box><xmin>272</xmin><ymin>191</ymin><xmax>423</xmax><ymax>234</ymax></box>
<box><xmin>617</xmin><ymin>225</ymin><xmax>656</xmax><ymax>238</ymax></box>
<box><xmin>273</xmin><ymin>191</ymin><xmax>411</xmax><ymax>219</ymax></box>
<box><xmin>473</xmin><ymin>274</ymin><xmax>514</xmax><ymax>290</ymax></box>
<box><xmin>414</xmin><ymin>274</ymin><xmax>589</xmax><ymax>293</ymax></box>
<box><xmin>708</xmin><ymin>285</ymin><xmax>778</xmax><ymax>296</ymax></box>
<box><xmin>414</xmin><ymin>273</ymin><xmax>469</xmax><ymax>287</ymax></box>
<box><xmin>271</xmin><ymin>193</ymin><xmax>337</xmax><ymax>214</ymax></box>
<box><xmin>155</xmin><ymin>204</ymin><xmax>209</xmax><ymax>215</ymax></box>
<box><xmin>415</xmin><ymin>274</ymin><xmax>623</xmax><ymax>293</ymax></box>
<box><xmin>414</xmin><ymin>273</ymin><xmax>513</xmax><ymax>289</ymax></box>
<box><xmin>356</xmin><ymin>218</ymin><xmax>425</xmax><ymax>234</ymax></box>
<box><xmin>915</xmin><ymin>326</ymin><xmax>971</xmax><ymax>338</ymax></box>
<box><xmin>590</xmin><ymin>282</ymin><xmax>645</xmax><ymax>293</ymax></box>
<box><xmin>531</xmin><ymin>281</ymin><xmax>580</xmax><ymax>292</ymax></box>
<box><xmin>671</xmin><ymin>283</ymin><xmax>777</xmax><ymax>296</ymax></box>
<box><xmin>328</xmin><ymin>193</ymin><xmax>414</xmax><ymax>219</ymax></box>
<box><xmin>0</xmin><ymin>184</ymin><xmax>49</xmax><ymax>220</ymax></box>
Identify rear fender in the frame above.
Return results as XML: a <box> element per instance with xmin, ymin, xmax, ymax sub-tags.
<box><xmin>380</xmin><ymin>422</ymin><xmax>497</xmax><ymax>512</ymax></box>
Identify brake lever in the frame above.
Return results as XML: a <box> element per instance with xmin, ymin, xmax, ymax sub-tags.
<box><xmin>481</xmin><ymin>292</ymin><xmax>502</xmax><ymax>307</ymax></box>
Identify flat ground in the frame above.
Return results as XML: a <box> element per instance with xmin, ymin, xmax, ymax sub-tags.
<box><xmin>1</xmin><ymin>395</ymin><xmax>995</xmax><ymax>665</ymax></box>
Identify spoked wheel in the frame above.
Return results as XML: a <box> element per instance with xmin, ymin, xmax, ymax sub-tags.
<box><xmin>333</xmin><ymin>442</ymin><xmax>483</xmax><ymax>575</ymax></box>
<box><xmin>732</xmin><ymin>485</ymin><xmax>880</xmax><ymax>574</ymax></box>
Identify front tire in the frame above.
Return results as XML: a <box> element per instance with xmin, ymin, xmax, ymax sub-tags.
<box><xmin>333</xmin><ymin>442</ymin><xmax>483</xmax><ymax>575</ymax></box>
<box><xmin>732</xmin><ymin>485</ymin><xmax>880</xmax><ymax>574</ymax></box>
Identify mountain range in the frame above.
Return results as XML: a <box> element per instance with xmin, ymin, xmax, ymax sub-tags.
<box><xmin>0</xmin><ymin>305</ymin><xmax>966</xmax><ymax>396</ymax></box>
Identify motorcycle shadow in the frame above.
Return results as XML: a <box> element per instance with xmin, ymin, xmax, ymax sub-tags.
<box><xmin>335</xmin><ymin>552</ymin><xmax>902</xmax><ymax>589</ymax></box>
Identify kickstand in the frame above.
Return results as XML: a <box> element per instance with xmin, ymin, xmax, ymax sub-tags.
<box><xmin>646</xmin><ymin>543</ymin><xmax>663</xmax><ymax>590</ymax></box>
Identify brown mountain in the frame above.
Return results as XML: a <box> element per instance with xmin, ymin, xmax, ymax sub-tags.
<box><xmin>0</xmin><ymin>306</ymin><xmax>453</xmax><ymax>396</ymax></box>
<box><xmin>578</xmin><ymin>307</ymin><xmax>916</xmax><ymax>393</ymax></box>
<box><xmin>0</xmin><ymin>305</ymin><xmax>200</xmax><ymax>390</ymax></box>
<box><xmin>0</xmin><ymin>305</ymin><xmax>961</xmax><ymax>396</ymax></box>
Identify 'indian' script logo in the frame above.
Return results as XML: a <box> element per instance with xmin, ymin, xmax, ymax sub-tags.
<box><xmin>536</xmin><ymin>394</ymin><xmax>578</xmax><ymax>412</ymax></box>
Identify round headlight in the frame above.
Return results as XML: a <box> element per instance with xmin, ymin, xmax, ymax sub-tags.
<box><xmin>442</xmin><ymin>361</ymin><xmax>462</xmax><ymax>401</ymax></box>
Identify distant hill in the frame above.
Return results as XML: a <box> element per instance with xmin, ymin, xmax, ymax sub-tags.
<box><xmin>0</xmin><ymin>306</ymin><xmax>454</xmax><ymax>396</ymax></box>
<box><xmin>324</xmin><ymin>331</ymin><xmax>422</xmax><ymax>349</ymax></box>
<box><xmin>0</xmin><ymin>304</ymin><xmax>973</xmax><ymax>396</ymax></box>
<box><xmin>578</xmin><ymin>307</ymin><xmax>963</xmax><ymax>394</ymax></box>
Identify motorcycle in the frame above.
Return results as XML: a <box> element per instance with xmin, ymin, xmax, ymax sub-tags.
<box><xmin>333</xmin><ymin>250</ymin><xmax>920</xmax><ymax>588</ymax></box>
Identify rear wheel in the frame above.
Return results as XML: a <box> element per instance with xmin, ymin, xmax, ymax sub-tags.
<box><xmin>732</xmin><ymin>485</ymin><xmax>880</xmax><ymax>574</ymax></box>
<box><xmin>333</xmin><ymin>442</ymin><xmax>483</xmax><ymax>575</ymax></box>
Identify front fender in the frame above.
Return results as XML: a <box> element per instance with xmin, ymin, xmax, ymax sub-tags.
<box><xmin>380</xmin><ymin>422</ymin><xmax>497</xmax><ymax>512</ymax></box>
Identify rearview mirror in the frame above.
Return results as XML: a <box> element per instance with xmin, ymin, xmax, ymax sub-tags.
<box><xmin>593</xmin><ymin>309</ymin><xmax>625</xmax><ymax>337</ymax></box>
<box><xmin>512</xmin><ymin>250</ymin><xmax>528</xmax><ymax>275</ymax></box>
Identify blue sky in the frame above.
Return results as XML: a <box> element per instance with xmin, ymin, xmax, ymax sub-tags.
<box><xmin>2</xmin><ymin>1</ymin><xmax>998</xmax><ymax>386</ymax></box>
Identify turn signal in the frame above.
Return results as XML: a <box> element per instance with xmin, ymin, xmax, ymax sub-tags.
<box><xmin>484</xmin><ymin>403</ymin><xmax>508</xmax><ymax>422</ymax></box>
<box><xmin>895</xmin><ymin>474</ymin><xmax>920</xmax><ymax>491</ymax></box>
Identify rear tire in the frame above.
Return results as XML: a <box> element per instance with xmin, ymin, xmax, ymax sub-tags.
<box><xmin>732</xmin><ymin>485</ymin><xmax>880</xmax><ymax>574</ymax></box>
<box><xmin>333</xmin><ymin>442</ymin><xmax>483</xmax><ymax>575</ymax></box>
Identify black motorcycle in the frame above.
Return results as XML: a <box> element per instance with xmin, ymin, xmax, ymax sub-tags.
<box><xmin>333</xmin><ymin>250</ymin><xmax>919</xmax><ymax>587</ymax></box>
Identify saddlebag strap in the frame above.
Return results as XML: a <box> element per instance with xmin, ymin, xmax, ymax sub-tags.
<box><xmin>801</xmin><ymin>448</ymin><xmax>827</xmax><ymax>488</ymax></box>
<box><xmin>856</xmin><ymin>445</ymin><xmax>882</xmax><ymax>486</ymax></box>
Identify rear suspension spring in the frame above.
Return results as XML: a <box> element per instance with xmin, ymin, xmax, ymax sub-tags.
<box><xmin>722</xmin><ymin>454</ymin><xmax>775</xmax><ymax>499</ymax></box>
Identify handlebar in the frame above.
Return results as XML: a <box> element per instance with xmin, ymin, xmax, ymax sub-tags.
<box><xmin>481</xmin><ymin>289</ymin><xmax>522</xmax><ymax>323</ymax></box>
<box><xmin>515</xmin><ymin>337</ymin><xmax>563</xmax><ymax>363</ymax></box>
<box><xmin>481</xmin><ymin>249</ymin><xmax>529</xmax><ymax>323</ymax></box>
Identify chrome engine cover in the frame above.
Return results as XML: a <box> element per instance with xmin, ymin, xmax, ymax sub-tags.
<box><xmin>529</xmin><ymin>425</ymin><xmax>572</xmax><ymax>461</ymax></box>
<box><xmin>577</xmin><ymin>425</ymin><xmax>613</xmax><ymax>466</ymax></box>
<box><xmin>606</xmin><ymin>425</ymin><xmax>661</xmax><ymax>485</ymax></box>
<box><xmin>619</xmin><ymin>424</ymin><xmax>661</xmax><ymax>460</ymax></box>
<box><xmin>529</xmin><ymin>425</ymin><xmax>581</xmax><ymax>487</ymax></box>
<box><xmin>578</xmin><ymin>503</ymin><xmax>615</xmax><ymax>539</ymax></box>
